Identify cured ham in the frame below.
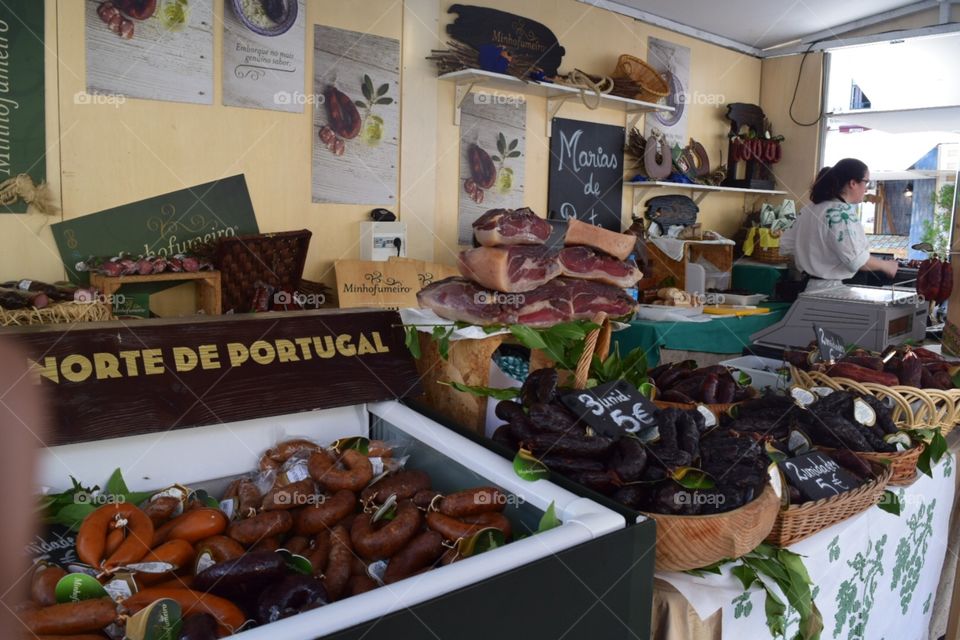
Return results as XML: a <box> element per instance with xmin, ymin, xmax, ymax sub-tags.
<box><xmin>417</xmin><ymin>277</ymin><xmax>637</xmax><ymax>327</ymax></box>
<box><xmin>559</xmin><ymin>246</ymin><xmax>642</xmax><ymax>287</ymax></box>
<box><xmin>415</xmin><ymin>277</ymin><xmax>504</xmax><ymax>325</ymax></box>
<box><xmin>458</xmin><ymin>246</ymin><xmax>561</xmax><ymax>293</ymax></box>
<box><xmin>564</xmin><ymin>218</ymin><xmax>636</xmax><ymax>261</ymax></box>
<box><xmin>473</xmin><ymin>207</ymin><xmax>551</xmax><ymax>246</ymax></box>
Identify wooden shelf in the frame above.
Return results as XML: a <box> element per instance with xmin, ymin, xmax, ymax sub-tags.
<box><xmin>90</xmin><ymin>270</ymin><xmax>222</xmax><ymax>318</ymax></box>
<box><xmin>439</xmin><ymin>69</ymin><xmax>675</xmax><ymax>135</ymax></box>
<box><xmin>627</xmin><ymin>180</ymin><xmax>787</xmax><ymax>208</ymax></box>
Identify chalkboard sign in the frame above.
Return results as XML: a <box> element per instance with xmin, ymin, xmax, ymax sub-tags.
<box><xmin>561</xmin><ymin>380</ymin><xmax>658</xmax><ymax>439</ymax></box>
<box><xmin>814</xmin><ymin>324</ymin><xmax>847</xmax><ymax>363</ymax></box>
<box><xmin>779</xmin><ymin>451</ymin><xmax>863</xmax><ymax>502</ymax></box>
<box><xmin>446</xmin><ymin>5</ymin><xmax>566</xmax><ymax>77</ymax></box>
<box><xmin>548</xmin><ymin>118</ymin><xmax>624</xmax><ymax>233</ymax></box>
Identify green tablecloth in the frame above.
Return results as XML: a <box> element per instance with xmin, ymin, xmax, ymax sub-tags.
<box><xmin>732</xmin><ymin>260</ymin><xmax>788</xmax><ymax>296</ymax></box>
<box><xmin>614</xmin><ymin>302</ymin><xmax>792</xmax><ymax>367</ymax></box>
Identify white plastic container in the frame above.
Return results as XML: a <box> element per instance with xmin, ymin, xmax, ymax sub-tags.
<box><xmin>719</xmin><ymin>355</ymin><xmax>792</xmax><ymax>390</ymax></box>
<box><xmin>710</xmin><ymin>292</ymin><xmax>767</xmax><ymax>306</ymax></box>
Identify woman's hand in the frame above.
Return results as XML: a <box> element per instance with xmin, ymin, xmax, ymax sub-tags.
<box><xmin>862</xmin><ymin>256</ymin><xmax>899</xmax><ymax>278</ymax></box>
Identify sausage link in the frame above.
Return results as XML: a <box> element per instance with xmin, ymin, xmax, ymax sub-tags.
<box><xmin>322</xmin><ymin>525</ymin><xmax>353</xmax><ymax>602</ymax></box>
<box><xmin>349</xmin><ymin>502</ymin><xmax>422</xmax><ymax>561</ymax></box>
<box><xmin>154</xmin><ymin>509</ymin><xmax>227</xmax><ymax>546</ymax></box>
<box><xmin>284</xmin><ymin>535</ymin><xmax>310</xmax><ymax>555</ymax></box>
<box><xmin>103</xmin><ymin>528</ymin><xmax>124</xmax><ymax>558</ymax></box>
<box><xmin>264</xmin><ymin>438</ymin><xmax>322</xmax><ymax>464</ymax></box>
<box><xmin>142</xmin><ymin>538</ymin><xmax>194</xmax><ymax>571</ymax></box>
<box><xmin>142</xmin><ymin>496</ymin><xmax>181</xmax><ymax>526</ymax></box>
<box><xmin>460</xmin><ymin>512</ymin><xmax>513</xmax><ymax>540</ymax></box>
<box><xmin>262</xmin><ymin>478</ymin><xmax>317</xmax><ymax>511</ymax></box>
<box><xmin>31</xmin><ymin>565</ymin><xmax>67</xmax><ymax>606</ymax></box>
<box><xmin>438</xmin><ymin>487</ymin><xmax>506</xmax><ymax>518</ymax></box>
<box><xmin>76</xmin><ymin>504</ymin><xmax>154</xmax><ymax>569</ymax></box>
<box><xmin>308</xmin><ymin>449</ymin><xmax>373</xmax><ymax>492</ymax></box>
<box><xmin>346</xmin><ymin>574</ymin><xmax>379</xmax><ymax>596</ymax></box>
<box><xmin>306</xmin><ymin>531</ymin><xmax>331</xmax><ymax>575</ymax></box>
<box><xmin>293</xmin><ymin>489</ymin><xmax>356</xmax><ymax>536</ymax></box>
<box><xmin>227</xmin><ymin>510</ymin><xmax>292</xmax><ymax>546</ymax></box>
<box><xmin>193</xmin><ymin>535</ymin><xmax>246</xmax><ymax>564</ymax></box>
<box><xmin>360</xmin><ymin>470</ymin><xmax>431</xmax><ymax>505</ymax></box>
<box><xmin>20</xmin><ymin>597</ymin><xmax>116</xmax><ymax>635</ymax></box>
<box><xmin>426</xmin><ymin>511</ymin><xmax>488</xmax><ymax>542</ymax></box>
<box><xmin>383</xmin><ymin>531</ymin><xmax>445</xmax><ymax>584</ymax></box>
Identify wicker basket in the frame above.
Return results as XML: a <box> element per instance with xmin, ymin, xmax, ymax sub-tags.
<box><xmin>822</xmin><ymin>444</ymin><xmax>923</xmax><ymax>487</ymax></box>
<box><xmin>752</xmin><ymin>243</ymin><xmax>788</xmax><ymax>264</ymax></box>
<box><xmin>0</xmin><ymin>301</ymin><xmax>112</xmax><ymax>327</ymax></box>
<box><xmin>641</xmin><ymin>484</ymin><xmax>781</xmax><ymax>571</ymax></box>
<box><xmin>214</xmin><ymin>230</ymin><xmax>312</xmax><ymax>313</ymax></box>
<box><xmin>611</xmin><ymin>54</ymin><xmax>669</xmax><ymax>103</ymax></box>
<box><xmin>653</xmin><ymin>399</ymin><xmax>740</xmax><ymax>420</ymax></box>
<box><xmin>765</xmin><ymin>462</ymin><xmax>893</xmax><ymax>547</ymax></box>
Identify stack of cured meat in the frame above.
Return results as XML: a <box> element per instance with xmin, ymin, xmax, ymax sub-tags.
<box><xmin>418</xmin><ymin>208</ymin><xmax>642</xmax><ymax>327</ymax></box>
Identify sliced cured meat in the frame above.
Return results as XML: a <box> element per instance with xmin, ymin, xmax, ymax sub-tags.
<box><xmin>473</xmin><ymin>207</ymin><xmax>551</xmax><ymax>246</ymax></box>
<box><xmin>505</xmin><ymin>278</ymin><xmax>636</xmax><ymax>327</ymax></box>
<box><xmin>458</xmin><ymin>246</ymin><xmax>561</xmax><ymax>293</ymax></box>
<box><xmin>416</xmin><ymin>277</ymin><xmax>506</xmax><ymax>325</ymax></box>
<box><xmin>559</xmin><ymin>246</ymin><xmax>642</xmax><ymax>287</ymax></box>
<box><xmin>564</xmin><ymin>218</ymin><xmax>637</xmax><ymax>261</ymax></box>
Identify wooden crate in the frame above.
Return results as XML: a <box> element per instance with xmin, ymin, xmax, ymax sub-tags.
<box><xmin>90</xmin><ymin>271</ymin><xmax>222</xmax><ymax>318</ymax></box>
<box><xmin>642</xmin><ymin>241</ymin><xmax>733</xmax><ymax>292</ymax></box>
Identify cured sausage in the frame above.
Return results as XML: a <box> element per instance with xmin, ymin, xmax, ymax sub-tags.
<box><xmin>360</xmin><ymin>470</ymin><xmax>431</xmax><ymax>505</ymax></box>
<box><xmin>438</xmin><ymin>487</ymin><xmax>506</xmax><ymax>518</ymax></box>
<box><xmin>308</xmin><ymin>449</ymin><xmax>374</xmax><ymax>492</ymax></box>
<box><xmin>192</xmin><ymin>551</ymin><xmax>287</xmax><ymax>598</ymax></box>
<box><xmin>262</xmin><ymin>478</ymin><xmax>317</xmax><ymax>511</ymax></box>
<box><xmin>141</xmin><ymin>496</ymin><xmax>181</xmax><ymax>526</ymax></box>
<box><xmin>20</xmin><ymin>597</ymin><xmax>116</xmax><ymax>635</ymax></box>
<box><xmin>30</xmin><ymin>565</ymin><xmax>67</xmax><ymax>607</ymax></box>
<box><xmin>293</xmin><ymin>489</ymin><xmax>356</xmax><ymax>536</ymax></box>
<box><xmin>194</xmin><ymin>535</ymin><xmax>246</xmax><ymax>564</ymax></box>
<box><xmin>154</xmin><ymin>509</ymin><xmax>227</xmax><ymax>546</ymax></box>
<box><xmin>123</xmin><ymin>588</ymin><xmax>245</xmax><ymax>636</ymax></box>
<box><xmin>227</xmin><ymin>510</ymin><xmax>293</xmax><ymax>546</ymax></box>
<box><xmin>350</xmin><ymin>502</ymin><xmax>422</xmax><ymax>561</ymax></box>
<box><xmin>383</xmin><ymin>531</ymin><xmax>445</xmax><ymax>584</ymax></box>
<box><xmin>76</xmin><ymin>503</ymin><xmax>154</xmax><ymax>569</ymax></box>
<box><xmin>322</xmin><ymin>525</ymin><xmax>353</xmax><ymax>602</ymax></box>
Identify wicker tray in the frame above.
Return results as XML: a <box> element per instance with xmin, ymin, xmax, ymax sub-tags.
<box><xmin>641</xmin><ymin>483</ymin><xmax>780</xmax><ymax>571</ymax></box>
<box><xmin>214</xmin><ymin>230</ymin><xmax>311</xmax><ymax>313</ymax></box>
<box><xmin>611</xmin><ymin>54</ymin><xmax>669</xmax><ymax>103</ymax></box>
<box><xmin>765</xmin><ymin>462</ymin><xmax>893</xmax><ymax>547</ymax></box>
<box><xmin>0</xmin><ymin>301</ymin><xmax>112</xmax><ymax>327</ymax></box>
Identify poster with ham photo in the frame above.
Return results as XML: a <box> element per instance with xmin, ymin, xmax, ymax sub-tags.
<box><xmin>458</xmin><ymin>91</ymin><xmax>527</xmax><ymax>245</ymax></box>
<box><xmin>312</xmin><ymin>25</ymin><xmax>399</xmax><ymax>205</ymax></box>
<box><xmin>85</xmin><ymin>0</ymin><xmax>213</xmax><ymax>105</ymax></box>
<box><xmin>222</xmin><ymin>0</ymin><xmax>305</xmax><ymax>113</ymax></box>
<box><xmin>644</xmin><ymin>37</ymin><xmax>691</xmax><ymax>148</ymax></box>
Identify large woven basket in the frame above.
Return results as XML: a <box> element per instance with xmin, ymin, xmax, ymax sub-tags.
<box><xmin>642</xmin><ymin>483</ymin><xmax>780</xmax><ymax>571</ymax></box>
<box><xmin>611</xmin><ymin>54</ymin><xmax>669</xmax><ymax>103</ymax></box>
<box><xmin>0</xmin><ymin>300</ymin><xmax>112</xmax><ymax>327</ymax></box>
<box><xmin>821</xmin><ymin>444</ymin><xmax>923</xmax><ymax>487</ymax></box>
<box><xmin>751</xmin><ymin>243</ymin><xmax>788</xmax><ymax>264</ymax></box>
<box><xmin>765</xmin><ymin>461</ymin><xmax>893</xmax><ymax>547</ymax></box>
<box><xmin>214</xmin><ymin>230</ymin><xmax>312</xmax><ymax>313</ymax></box>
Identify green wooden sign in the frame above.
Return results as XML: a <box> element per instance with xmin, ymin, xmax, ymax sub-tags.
<box><xmin>0</xmin><ymin>1</ymin><xmax>46</xmax><ymax>213</ymax></box>
<box><xmin>52</xmin><ymin>175</ymin><xmax>260</xmax><ymax>284</ymax></box>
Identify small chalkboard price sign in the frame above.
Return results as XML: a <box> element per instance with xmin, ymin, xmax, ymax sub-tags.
<box><xmin>561</xmin><ymin>380</ymin><xmax>658</xmax><ymax>439</ymax></box>
<box><xmin>547</xmin><ymin>118</ymin><xmax>624</xmax><ymax>232</ymax></box>
<box><xmin>779</xmin><ymin>451</ymin><xmax>863</xmax><ymax>502</ymax></box>
<box><xmin>814</xmin><ymin>324</ymin><xmax>847</xmax><ymax>363</ymax></box>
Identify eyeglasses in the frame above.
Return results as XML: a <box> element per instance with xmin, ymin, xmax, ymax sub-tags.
<box><xmin>858</xmin><ymin>179</ymin><xmax>870</xmax><ymax>184</ymax></box>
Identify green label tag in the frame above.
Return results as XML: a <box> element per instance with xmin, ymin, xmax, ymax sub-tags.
<box><xmin>125</xmin><ymin>598</ymin><xmax>182</xmax><ymax>640</ymax></box>
<box><xmin>513</xmin><ymin>449</ymin><xmax>550</xmax><ymax>481</ymax></box>
<box><xmin>460</xmin><ymin>528</ymin><xmax>506</xmax><ymax>558</ymax></box>
<box><xmin>276</xmin><ymin>549</ymin><xmax>314</xmax><ymax>576</ymax></box>
<box><xmin>55</xmin><ymin>572</ymin><xmax>109</xmax><ymax>603</ymax></box>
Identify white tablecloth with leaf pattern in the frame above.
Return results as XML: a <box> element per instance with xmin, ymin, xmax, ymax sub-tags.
<box><xmin>655</xmin><ymin>453</ymin><xmax>956</xmax><ymax>640</ymax></box>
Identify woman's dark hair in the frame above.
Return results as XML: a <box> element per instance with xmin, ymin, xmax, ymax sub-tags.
<box><xmin>810</xmin><ymin>158</ymin><xmax>869</xmax><ymax>204</ymax></box>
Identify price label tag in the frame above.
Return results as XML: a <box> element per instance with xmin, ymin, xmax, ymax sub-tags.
<box><xmin>814</xmin><ymin>324</ymin><xmax>846</xmax><ymax>363</ymax></box>
<box><xmin>779</xmin><ymin>451</ymin><xmax>864</xmax><ymax>502</ymax></box>
<box><xmin>561</xmin><ymin>380</ymin><xmax>658</xmax><ymax>439</ymax></box>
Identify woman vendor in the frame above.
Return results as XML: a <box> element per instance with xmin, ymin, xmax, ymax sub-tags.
<box><xmin>780</xmin><ymin>158</ymin><xmax>898</xmax><ymax>291</ymax></box>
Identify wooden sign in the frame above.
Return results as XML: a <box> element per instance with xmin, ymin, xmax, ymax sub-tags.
<box><xmin>2</xmin><ymin>309</ymin><xmax>420</xmax><ymax>446</ymax></box>
<box><xmin>814</xmin><ymin>324</ymin><xmax>846</xmax><ymax>363</ymax></box>
<box><xmin>335</xmin><ymin>260</ymin><xmax>420</xmax><ymax>309</ymax></box>
<box><xmin>446</xmin><ymin>4</ymin><xmax>565</xmax><ymax>77</ymax></box>
<box><xmin>388</xmin><ymin>257</ymin><xmax>460</xmax><ymax>289</ymax></box>
<box><xmin>548</xmin><ymin>118</ymin><xmax>624</xmax><ymax>233</ymax></box>
<box><xmin>51</xmin><ymin>175</ymin><xmax>259</xmax><ymax>284</ymax></box>
<box><xmin>779</xmin><ymin>452</ymin><xmax>863</xmax><ymax>502</ymax></box>
<box><xmin>561</xmin><ymin>380</ymin><xmax>658</xmax><ymax>439</ymax></box>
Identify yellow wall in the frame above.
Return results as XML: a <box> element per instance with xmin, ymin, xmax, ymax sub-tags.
<box><xmin>6</xmin><ymin>0</ymin><xmax>765</xmax><ymax>301</ymax></box>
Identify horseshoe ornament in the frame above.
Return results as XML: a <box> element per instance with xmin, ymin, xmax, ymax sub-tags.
<box><xmin>688</xmin><ymin>139</ymin><xmax>711</xmax><ymax>177</ymax></box>
<box><xmin>643</xmin><ymin>131</ymin><xmax>673</xmax><ymax>180</ymax></box>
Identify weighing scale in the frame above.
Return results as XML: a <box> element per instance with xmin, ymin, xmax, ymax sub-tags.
<box><xmin>750</xmin><ymin>285</ymin><xmax>926</xmax><ymax>351</ymax></box>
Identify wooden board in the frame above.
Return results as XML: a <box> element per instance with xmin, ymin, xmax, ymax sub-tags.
<box><xmin>311</xmin><ymin>25</ymin><xmax>399</xmax><ymax>204</ymax></box>
<box><xmin>2</xmin><ymin>309</ymin><xmax>420</xmax><ymax>446</ymax></box>
<box><xmin>84</xmin><ymin>0</ymin><xmax>213</xmax><ymax>104</ymax></box>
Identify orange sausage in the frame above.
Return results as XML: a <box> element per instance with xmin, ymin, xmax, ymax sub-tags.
<box><xmin>154</xmin><ymin>508</ymin><xmax>227</xmax><ymax>546</ymax></box>
<box><xmin>194</xmin><ymin>535</ymin><xmax>246</xmax><ymax>564</ymax></box>
<box><xmin>308</xmin><ymin>449</ymin><xmax>373</xmax><ymax>492</ymax></box>
<box><xmin>123</xmin><ymin>588</ymin><xmax>245</xmax><ymax>636</ymax></box>
<box><xmin>20</xmin><ymin>597</ymin><xmax>116</xmax><ymax>635</ymax></box>
<box><xmin>103</xmin><ymin>528</ymin><xmax>124</xmax><ymax>558</ymax></box>
<box><xmin>142</xmin><ymin>539</ymin><xmax>195</xmax><ymax>570</ymax></box>
<box><xmin>76</xmin><ymin>504</ymin><xmax>154</xmax><ymax>569</ymax></box>
<box><xmin>30</xmin><ymin>565</ymin><xmax>67</xmax><ymax>607</ymax></box>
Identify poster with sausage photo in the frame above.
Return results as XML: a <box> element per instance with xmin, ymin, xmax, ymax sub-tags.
<box><xmin>222</xmin><ymin>0</ymin><xmax>305</xmax><ymax>113</ymax></box>
<box><xmin>457</xmin><ymin>91</ymin><xmax>527</xmax><ymax>245</ymax></box>
<box><xmin>85</xmin><ymin>0</ymin><xmax>213</xmax><ymax>105</ymax></box>
<box><xmin>312</xmin><ymin>25</ymin><xmax>399</xmax><ymax>205</ymax></box>
<box><xmin>644</xmin><ymin>37</ymin><xmax>691</xmax><ymax>148</ymax></box>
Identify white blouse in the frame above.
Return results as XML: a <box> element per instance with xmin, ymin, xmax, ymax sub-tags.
<box><xmin>779</xmin><ymin>199</ymin><xmax>870</xmax><ymax>280</ymax></box>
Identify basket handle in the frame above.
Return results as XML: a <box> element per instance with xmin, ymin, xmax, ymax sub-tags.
<box><xmin>573</xmin><ymin>313</ymin><xmax>608</xmax><ymax>390</ymax></box>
